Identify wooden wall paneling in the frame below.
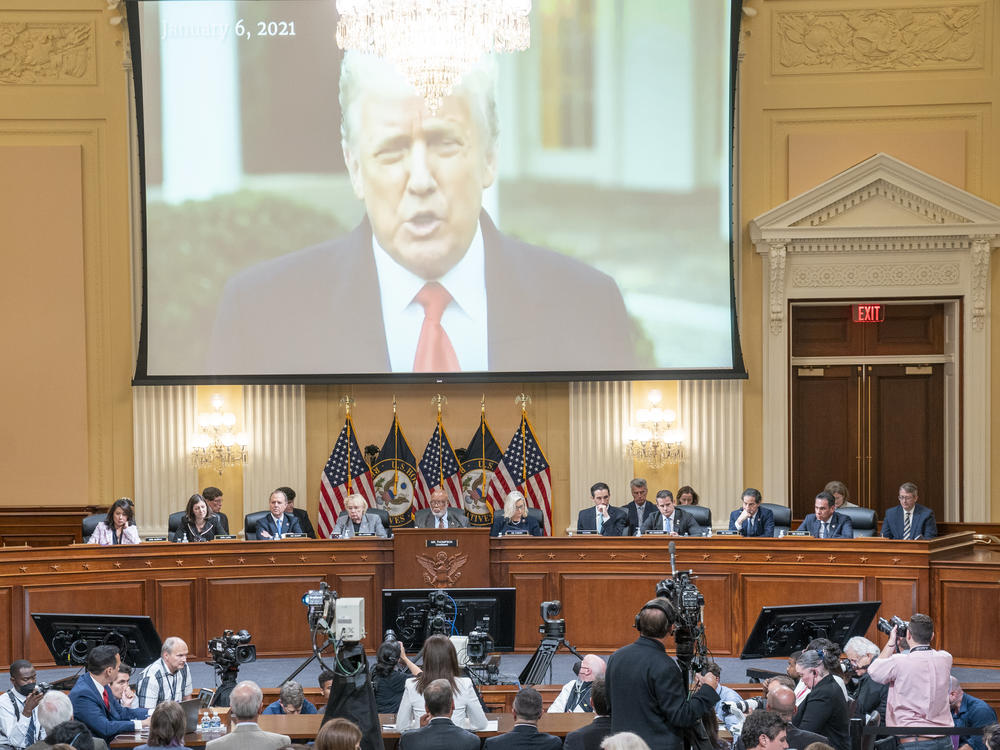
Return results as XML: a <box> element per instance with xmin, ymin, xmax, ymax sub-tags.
<box><xmin>559</xmin><ymin>573</ymin><xmax>663</xmax><ymax>652</ymax></box>
<box><xmin>392</xmin><ymin>529</ymin><xmax>491</xmax><ymax>589</ymax></box>
<box><xmin>740</xmin><ymin>574</ymin><xmax>866</xmax><ymax>638</ymax></box>
<box><xmin>0</xmin><ymin>587</ymin><xmax>11</xmax><ymax>667</ymax></box>
<box><xmin>22</xmin><ymin>581</ymin><xmax>146</xmax><ymax>666</ymax></box>
<box><xmin>154</xmin><ymin>579</ymin><xmax>199</xmax><ymax>659</ymax></box>
<box><xmin>507</xmin><ymin>572</ymin><xmax>549</xmax><ymax>651</ymax></box>
<box><xmin>688</xmin><ymin>572</ymin><xmax>735</xmax><ymax>656</ymax></box>
<box><xmin>204</xmin><ymin>576</ymin><xmax>325</xmax><ymax>658</ymax></box>
<box><xmin>936</xmin><ymin>581</ymin><xmax>999</xmax><ymax>665</ymax></box>
<box><xmin>331</xmin><ymin>573</ymin><xmax>383</xmax><ymax>644</ymax></box>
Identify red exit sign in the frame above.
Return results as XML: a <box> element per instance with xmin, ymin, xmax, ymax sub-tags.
<box><xmin>852</xmin><ymin>303</ymin><xmax>886</xmax><ymax>323</ymax></box>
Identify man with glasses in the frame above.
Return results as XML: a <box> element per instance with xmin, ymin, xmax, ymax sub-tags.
<box><xmin>882</xmin><ymin>483</ymin><xmax>938</xmax><ymax>540</ymax></box>
<box><xmin>843</xmin><ymin>636</ymin><xmax>888</xmax><ymax>723</ymax></box>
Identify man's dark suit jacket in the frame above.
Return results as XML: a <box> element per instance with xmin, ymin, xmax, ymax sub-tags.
<box><xmin>563</xmin><ymin>715</ymin><xmax>613</xmax><ymax>750</ymax></box>
<box><xmin>291</xmin><ymin>507</ymin><xmax>317</xmax><ymax>538</ymax></box>
<box><xmin>399</xmin><ymin>717</ymin><xmax>481</xmax><ymax>750</ymax></box>
<box><xmin>208</xmin><ymin>213</ymin><xmax>637</xmax><ymax>375</ymax></box>
<box><xmin>853</xmin><ymin>671</ymin><xmax>888</xmax><ymax>723</ymax></box>
<box><xmin>797</xmin><ymin>512</ymin><xmax>853</xmax><ymax>539</ymax></box>
<box><xmin>210</xmin><ymin>511</ymin><xmax>230</xmax><ymax>535</ymax></box>
<box><xmin>576</xmin><ymin>506</ymin><xmax>628</xmax><ymax>536</ymax></box>
<box><xmin>69</xmin><ymin>675</ymin><xmax>149</xmax><ymax>742</ymax></box>
<box><xmin>728</xmin><ymin>506</ymin><xmax>775</xmax><ymax>537</ymax></box>
<box><xmin>881</xmin><ymin>503</ymin><xmax>937</xmax><ymax>540</ymax></box>
<box><xmin>414</xmin><ymin>507</ymin><xmax>471</xmax><ymax>529</ymax></box>
<box><xmin>484</xmin><ymin>724</ymin><xmax>562</xmax><ymax>750</ymax></box>
<box><xmin>624</xmin><ymin>501</ymin><xmax>657</xmax><ymax>536</ymax></box>
<box><xmin>254</xmin><ymin>512</ymin><xmax>303</xmax><ymax>540</ymax></box>
<box><xmin>640</xmin><ymin>507</ymin><xmax>699</xmax><ymax>536</ymax></box>
<box><xmin>792</xmin><ymin>674</ymin><xmax>850</xmax><ymax>750</ymax></box>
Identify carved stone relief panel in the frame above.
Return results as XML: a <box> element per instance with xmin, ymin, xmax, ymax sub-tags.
<box><xmin>773</xmin><ymin>5</ymin><xmax>984</xmax><ymax>75</ymax></box>
<box><xmin>0</xmin><ymin>20</ymin><xmax>95</xmax><ymax>84</ymax></box>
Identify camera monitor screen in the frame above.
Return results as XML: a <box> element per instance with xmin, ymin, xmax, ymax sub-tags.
<box><xmin>740</xmin><ymin>601</ymin><xmax>882</xmax><ymax>659</ymax></box>
<box><xmin>128</xmin><ymin>0</ymin><xmax>743</xmax><ymax>383</ymax></box>
<box><xmin>31</xmin><ymin>612</ymin><xmax>163</xmax><ymax>668</ymax></box>
<box><xmin>382</xmin><ymin>587</ymin><xmax>516</xmax><ymax>652</ymax></box>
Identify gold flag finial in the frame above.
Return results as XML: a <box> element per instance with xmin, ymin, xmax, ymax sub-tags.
<box><xmin>392</xmin><ymin>394</ymin><xmax>397</xmax><ymax>414</ymax></box>
<box><xmin>514</xmin><ymin>392</ymin><xmax>531</xmax><ymax>413</ymax></box>
<box><xmin>481</xmin><ymin>394</ymin><xmax>486</xmax><ymax>414</ymax></box>
<box><xmin>340</xmin><ymin>395</ymin><xmax>355</xmax><ymax>416</ymax></box>
<box><xmin>431</xmin><ymin>393</ymin><xmax>447</xmax><ymax>415</ymax></box>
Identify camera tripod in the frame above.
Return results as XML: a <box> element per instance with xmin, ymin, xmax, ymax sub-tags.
<box><xmin>519</xmin><ymin>631</ymin><xmax>583</xmax><ymax>685</ymax></box>
<box><xmin>209</xmin><ymin>663</ymin><xmax>241</xmax><ymax>707</ymax></box>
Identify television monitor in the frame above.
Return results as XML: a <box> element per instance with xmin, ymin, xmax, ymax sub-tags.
<box><xmin>740</xmin><ymin>601</ymin><xmax>881</xmax><ymax>659</ymax></box>
<box><xmin>381</xmin><ymin>587</ymin><xmax>516</xmax><ymax>652</ymax></box>
<box><xmin>31</xmin><ymin>613</ymin><xmax>163</xmax><ymax>668</ymax></box>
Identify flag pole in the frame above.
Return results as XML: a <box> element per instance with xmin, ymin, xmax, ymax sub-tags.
<box><xmin>480</xmin><ymin>395</ymin><xmax>487</xmax><ymax>499</ymax></box>
<box><xmin>392</xmin><ymin>395</ymin><xmax>399</xmax><ymax>495</ymax></box>
<box><xmin>341</xmin><ymin>396</ymin><xmax>355</xmax><ymax>493</ymax></box>
<box><xmin>515</xmin><ymin>393</ymin><xmax>531</xmax><ymax>493</ymax></box>
<box><xmin>431</xmin><ymin>394</ymin><xmax>447</xmax><ymax>489</ymax></box>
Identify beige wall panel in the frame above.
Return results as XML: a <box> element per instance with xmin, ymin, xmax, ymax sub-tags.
<box><xmin>0</xmin><ymin>145</ymin><xmax>89</xmax><ymax>505</ymax></box>
<box><xmin>787</xmin><ymin>131</ymin><xmax>967</xmax><ymax>196</ymax></box>
<box><xmin>305</xmin><ymin>383</ymin><xmax>570</xmax><ymax>532</ymax></box>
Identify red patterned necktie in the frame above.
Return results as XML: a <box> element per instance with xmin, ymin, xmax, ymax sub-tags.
<box><xmin>103</xmin><ymin>688</ymin><xmax>110</xmax><ymax>711</ymax></box>
<box><xmin>412</xmin><ymin>282</ymin><xmax>459</xmax><ymax>372</ymax></box>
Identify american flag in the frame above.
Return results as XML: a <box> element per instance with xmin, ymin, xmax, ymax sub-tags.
<box><xmin>486</xmin><ymin>414</ymin><xmax>552</xmax><ymax>535</ymax></box>
<box><xmin>318</xmin><ymin>415</ymin><xmax>376</xmax><ymax>538</ymax></box>
<box><xmin>418</xmin><ymin>418</ymin><xmax>464</xmax><ymax>509</ymax></box>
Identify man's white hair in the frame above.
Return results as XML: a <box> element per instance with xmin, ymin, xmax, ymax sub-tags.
<box><xmin>37</xmin><ymin>690</ymin><xmax>73</xmax><ymax>733</ymax></box>
<box><xmin>843</xmin><ymin>636</ymin><xmax>879</xmax><ymax>658</ymax></box>
<box><xmin>162</xmin><ymin>636</ymin><xmax>185</xmax><ymax>655</ymax></box>
<box><xmin>338</xmin><ymin>51</ymin><xmax>500</xmax><ymax>154</ymax></box>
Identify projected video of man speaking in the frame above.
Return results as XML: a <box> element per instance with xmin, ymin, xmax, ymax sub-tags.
<box><xmin>135</xmin><ymin>1</ymin><xmax>738</xmax><ymax>380</ymax></box>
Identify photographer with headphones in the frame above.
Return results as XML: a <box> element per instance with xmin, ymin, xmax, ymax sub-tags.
<box><xmin>605</xmin><ymin>598</ymin><xmax>720</xmax><ymax>750</ymax></box>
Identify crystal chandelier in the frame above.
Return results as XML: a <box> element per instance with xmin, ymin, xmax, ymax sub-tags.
<box><xmin>335</xmin><ymin>0</ymin><xmax>532</xmax><ymax>112</ymax></box>
<box><xmin>192</xmin><ymin>394</ymin><xmax>249</xmax><ymax>475</ymax></box>
<box><xmin>624</xmin><ymin>390</ymin><xmax>686</xmax><ymax>469</ymax></box>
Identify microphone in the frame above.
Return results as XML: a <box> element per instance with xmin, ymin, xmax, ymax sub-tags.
<box><xmin>669</xmin><ymin>540</ymin><xmax>678</xmax><ymax>576</ymax></box>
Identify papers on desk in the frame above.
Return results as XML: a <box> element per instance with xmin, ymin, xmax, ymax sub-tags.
<box><xmin>385</xmin><ymin>721</ymin><xmax>499</xmax><ymax>732</ymax></box>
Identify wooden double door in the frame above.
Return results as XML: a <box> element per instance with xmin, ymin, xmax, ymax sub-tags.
<box><xmin>789</xmin><ymin>303</ymin><xmax>949</xmax><ymax>520</ymax></box>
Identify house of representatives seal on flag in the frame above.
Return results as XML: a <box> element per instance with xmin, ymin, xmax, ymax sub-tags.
<box><xmin>459</xmin><ymin>411</ymin><xmax>504</xmax><ymax>527</ymax></box>
<box><xmin>370</xmin><ymin>412</ymin><xmax>425</xmax><ymax>528</ymax></box>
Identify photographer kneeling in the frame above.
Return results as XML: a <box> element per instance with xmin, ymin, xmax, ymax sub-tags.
<box><xmin>606</xmin><ymin>598</ymin><xmax>720</xmax><ymax>750</ymax></box>
<box><xmin>867</xmin><ymin>614</ymin><xmax>953</xmax><ymax>750</ymax></box>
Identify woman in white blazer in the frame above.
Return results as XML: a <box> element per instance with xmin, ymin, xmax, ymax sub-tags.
<box><xmin>392</xmin><ymin>635</ymin><xmax>487</xmax><ymax>731</ymax></box>
<box><xmin>88</xmin><ymin>498</ymin><xmax>141</xmax><ymax>545</ymax></box>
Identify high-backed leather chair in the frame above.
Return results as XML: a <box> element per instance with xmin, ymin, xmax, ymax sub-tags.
<box><xmin>244</xmin><ymin>511</ymin><xmax>270</xmax><ymax>540</ymax></box>
<box><xmin>837</xmin><ymin>506</ymin><xmax>878</xmax><ymax>537</ymax></box>
<box><xmin>526</xmin><ymin>507</ymin><xmax>545</xmax><ymax>531</ymax></box>
<box><xmin>367</xmin><ymin>508</ymin><xmax>391</xmax><ymax>536</ymax></box>
<box><xmin>81</xmin><ymin>513</ymin><xmax>104</xmax><ymax>543</ymax></box>
<box><xmin>683</xmin><ymin>505</ymin><xmax>712</xmax><ymax>536</ymax></box>
<box><xmin>167</xmin><ymin>511</ymin><xmax>185</xmax><ymax>542</ymax></box>
<box><xmin>761</xmin><ymin>502</ymin><xmax>791</xmax><ymax>536</ymax></box>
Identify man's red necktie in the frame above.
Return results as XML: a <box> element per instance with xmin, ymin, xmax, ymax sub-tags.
<box><xmin>103</xmin><ymin>688</ymin><xmax>110</xmax><ymax>711</ymax></box>
<box><xmin>412</xmin><ymin>282</ymin><xmax>459</xmax><ymax>372</ymax></box>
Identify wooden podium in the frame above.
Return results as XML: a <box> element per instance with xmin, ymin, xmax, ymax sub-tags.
<box><xmin>392</xmin><ymin>527</ymin><xmax>490</xmax><ymax>588</ymax></box>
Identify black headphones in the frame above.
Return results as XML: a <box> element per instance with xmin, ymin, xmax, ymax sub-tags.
<box><xmin>634</xmin><ymin>598</ymin><xmax>675</xmax><ymax>633</ymax></box>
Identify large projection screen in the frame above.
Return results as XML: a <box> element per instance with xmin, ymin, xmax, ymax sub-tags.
<box><xmin>129</xmin><ymin>0</ymin><xmax>743</xmax><ymax>383</ymax></box>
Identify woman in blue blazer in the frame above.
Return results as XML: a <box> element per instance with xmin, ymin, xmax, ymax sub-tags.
<box><xmin>489</xmin><ymin>491</ymin><xmax>543</xmax><ymax>536</ymax></box>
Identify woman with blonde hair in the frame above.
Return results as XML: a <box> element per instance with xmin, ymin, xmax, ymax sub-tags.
<box><xmin>489</xmin><ymin>491</ymin><xmax>543</xmax><ymax>536</ymax></box>
<box><xmin>601</xmin><ymin>733</ymin><xmax>652</xmax><ymax>750</ymax></box>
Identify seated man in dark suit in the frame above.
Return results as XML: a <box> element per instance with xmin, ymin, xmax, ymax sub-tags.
<box><xmin>202</xmin><ymin>486</ymin><xmax>230</xmax><ymax>535</ymax></box>
<box><xmin>640</xmin><ymin>490</ymin><xmax>699</xmax><ymax>536</ymax></box>
<box><xmin>576</xmin><ymin>483</ymin><xmax>628</xmax><ymax>536</ymax></box>
<box><xmin>882</xmin><ymin>482</ymin><xmax>938</xmax><ymax>540</ymax></box>
<box><xmin>69</xmin><ymin>645</ymin><xmax>149</xmax><ymax>743</ymax></box>
<box><xmin>255</xmin><ymin>488</ymin><xmax>304</xmax><ymax>540</ymax></box>
<box><xmin>728</xmin><ymin>488</ymin><xmax>774</xmax><ymax>537</ymax></box>
<box><xmin>797</xmin><ymin>492</ymin><xmax>853</xmax><ymax>538</ymax></box>
<box><xmin>563</xmin><ymin>677</ymin><xmax>613</xmax><ymax>750</ymax></box>
<box><xmin>414</xmin><ymin>487</ymin><xmax>471</xmax><ymax>529</ymax></box>
<box><xmin>623</xmin><ymin>478</ymin><xmax>656</xmax><ymax>536</ymax></box>
<box><xmin>484</xmin><ymin>687</ymin><xmax>561</xmax><ymax>750</ymax></box>
<box><xmin>399</xmin><ymin>678</ymin><xmax>479</xmax><ymax>750</ymax></box>
<box><xmin>276</xmin><ymin>486</ymin><xmax>317</xmax><ymax>539</ymax></box>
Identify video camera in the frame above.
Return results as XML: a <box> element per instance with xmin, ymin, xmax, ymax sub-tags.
<box><xmin>207</xmin><ymin>629</ymin><xmax>256</xmax><ymax>669</ymax></box>
<box><xmin>301</xmin><ymin>581</ymin><xmax>366</xmax><ymax>642</ymax></box>
<box><xmin>876</xmin><ymin>615</ymin><xmax>908</xmax><ymax>640</ymax></box>
<box><xmin>466</xmin><ymin>617</ymin><xmax>494</xmax><ymax>664</ymax></box>
<box><xmin>657</xmin><ymin>541</ymin><xmax>709</xmax><ymax>675</ymax></box>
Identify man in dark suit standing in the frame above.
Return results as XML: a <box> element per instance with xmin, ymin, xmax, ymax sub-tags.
<box><xmin>208</xmin><ymin>53</ymin><xmax>637</xmax><ymax>377</ymax></box>
<box><xmin>414</xmin><ymin>487</ymin><xmax>471</xmax><ymax>529</ymax></box>
<box><xmin>399</xmin><ymin>679</ymin><xmax>479</xmax><ymax>750</ymax></box>
<box><xmin>563</xmin><ymin>677</ymin><xmax>613</xmax><ymax>750</ymax></box>
<box><xmin>882</xmin><ymin>482</ymin><xmax>938</xmax><ymax>540</ymax></box>
<box><xmin>640</xmin><ymin>490</ymin><xmax>699</xmax><ymax>536</ymax></box>
<box><xmin>623</xmin><ymin>478</ymin><xmax>656</xmax><ymax>536</ymax></box>
<box><xmin>728</xmin><ymin>488</ymin><xmax>774</xmax><ymax>537</ymax></box>
<box><xmin>69</xmin><ymin>646</ymin><xmax>149</xmax><ymax>743</ymax></box>
<box><xmin>484</xmin><ymin>688</ymin><xmax>561</xmax><ymax>750</ymax></box>
<box><xmin>576</xmin><ymin>483</ymin><xmax>628</xmax><ymax>536</ymax></box>
<box><xmin>255</xmin><ymin>489</ymin><xmax>304</xmax><ymax>540</ymax></box>
<box><xmin>797</xmin><ymin>492</ymin><xmax>853</xmax><ymax>538</ymax></box>
<box><xmin>276</xmin><ymin>487</ymin><xmax>317</xmax><ymax>539</ymax></box>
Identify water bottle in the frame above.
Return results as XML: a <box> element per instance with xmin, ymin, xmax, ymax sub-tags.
<box><xmin>706</xmin><ymin>527</ymin><xmax>713</xmax><ymax>537</ymax></box>
<box><xmin>199</xmin><ymin>711</ymin><xmax>210</xmax><ymax>732</ymax></box>
<box><xmin>181</xmin><ymin>532</ymin><xmax>188</xmax><ymax>543</ymax></box>
<box><xmin>210</xmin><ymin>710</ymin><xmax>221</xmax><ymax>730</ymax></box>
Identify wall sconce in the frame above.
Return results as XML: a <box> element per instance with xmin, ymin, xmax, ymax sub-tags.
<box><xmin>192</xmin><ymin>394</ymin><xmax>248</xmax><ymax>475</ymax></box>
<box><xmin>624</xmin><ymin>389</ymin><xmax>686</xmax><ymax>468</ymax></box>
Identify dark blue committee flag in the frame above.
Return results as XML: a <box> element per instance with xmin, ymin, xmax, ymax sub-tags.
<box><xmin>459</xmin><ymin>413</ymin><xmax>504</xmax><ymax>527</ymax></box>
<box><xmin>369</xmin><ymin>414</ymin><xmax>425</xmax><ymax>529</ymax></box>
